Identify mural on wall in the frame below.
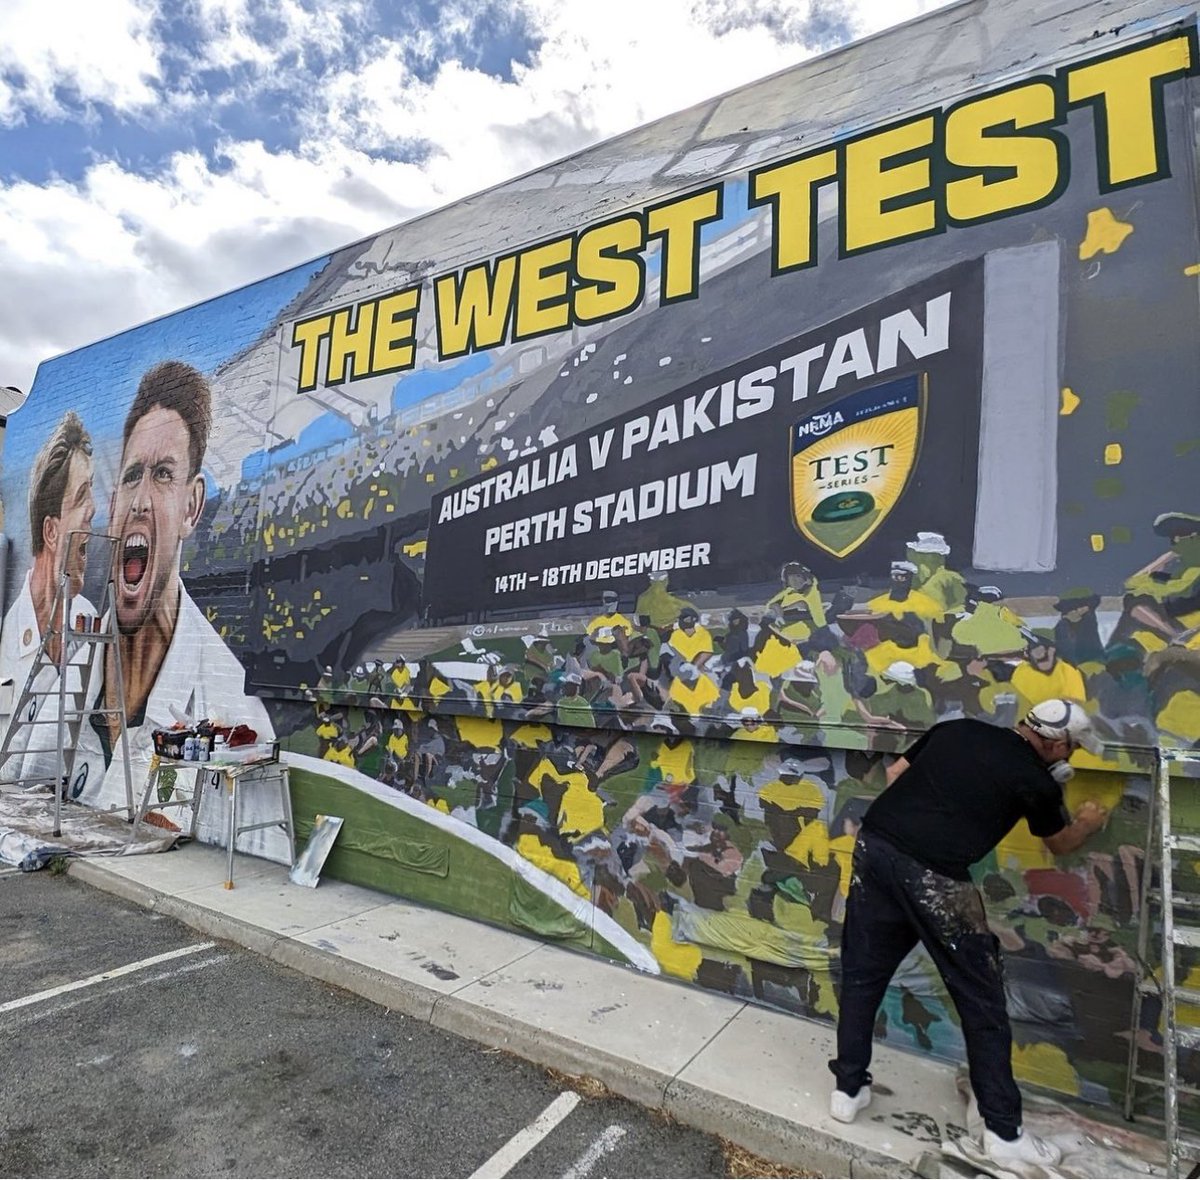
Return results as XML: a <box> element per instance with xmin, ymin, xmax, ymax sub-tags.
<box><xmin>284</xmin><ymin>707</ymin><xmax>1160</xmax><ymax>1106</ymax></box>
<box><xmin>1</xmin><ymin>12</ymin><xmax>1199</xmax><ymax>1105</ymax></box>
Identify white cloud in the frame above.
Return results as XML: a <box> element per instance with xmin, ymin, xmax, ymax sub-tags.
<box><xmin>0</xmin><ymin>0</ymin><xmax>954</xmax><ymax>391</ymax></box>
<box><xmin>181</xmin><ymin>0</ymin><xmax>367</xmax><ymax>73</ymax></box>
<box><xmin>0</xmin><ymin>0</ymin><xmax>162</xmax><ymax>125</ymax></box>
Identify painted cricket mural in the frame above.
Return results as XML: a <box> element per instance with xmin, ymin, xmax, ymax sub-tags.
<box><xmin>3</xmin><ymin>14</ymin><xmax>1200</xmax><ymax>1107</ymax></box>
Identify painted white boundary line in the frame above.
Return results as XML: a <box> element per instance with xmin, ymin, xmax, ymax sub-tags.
<box><xmin>0</xmin><ymin>942</ymin><xmax>217</xmax><ymax>1013</ymax></box>
<box><xmin>469</xmin><ymin>1090</ymin><xmax>581</xmax><ymax>1179</ymax></box>
<box><xmin>562</xmin><ymin>1124</ymin><xmax>627</xmax><ymax>1178</ymax></box>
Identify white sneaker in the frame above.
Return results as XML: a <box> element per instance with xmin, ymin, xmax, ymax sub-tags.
<box><xmin>829</xmin><ymin>1085</ymin><xmax>871</xmax><ymax>1123</ymax></box>
<box><xmin>984</xmin><ymin>1127</ymin><xmax>1062</xmax><ymax>1170</ymax></box>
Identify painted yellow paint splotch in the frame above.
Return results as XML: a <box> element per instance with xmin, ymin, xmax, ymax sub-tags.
<box><xmin>403</xmin><ymin>540</ymin><xmax>427</xmax><ymax>557</ymax></box>
<box><xmin>1060</xmin><ymin>387</ymin><xmax>1080</xmax><ymax>416</ymax></box>
<box><xmin>1079</xmin><ymin>207</ymin><xmax>1133</xmax><ymax>260</ymax></box>
<box><xmin>1090</xmin><ymin>534</ymin><xmax>1105</xmax><ymax>552</ymax></box>
<box><xmin>651</xmin><ymin>910</ymin><xmax>702</xmax><ymax>980</ymax></box>
<box><xmin>1104</xmin><ymin>443</ymin><xmax>1123</xmax><ymax>465</ymax></box>
<box><xmin>1186</xmin><ymin>264</ymin><xmax>1200</xmax><ymax>276</ymax></box>
<box><xmin>1013</xmin><ymin>1042</ymin><xmax>1080</xmax><ymax>1095</ymax></box>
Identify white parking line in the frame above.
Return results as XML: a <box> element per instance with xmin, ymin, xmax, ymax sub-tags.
<box><xmin>5</xmin><ymin>955</ymin><xmax>231</xmax><ymax>1031</ymax></box>
<box><xmin>0</xmin><ymin>943</ymin><xmax>217</xmax><ymax>1013</ymax></box>
<box><xmin>469</xmin><ymin>1090</ymin><xmax>581</xmax><ymax>1179</ymax></box>
<box><xmin>562</xmin><ymin>1124</ymin><xmax>627</xmax><ymax>1178</ymax></box>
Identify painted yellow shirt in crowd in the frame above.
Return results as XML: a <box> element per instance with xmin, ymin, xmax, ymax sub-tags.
<box><xmin>651</xmin><ymin>739</ymin><xmax>695</xmax><ymax>785</ymax></box>
<box><xmin>669</xmin><ymin>675</ymin><xmax>720</xmax><ymax>713</ymax></box>
<box><xmin>1011</xmin><ymin>659</ymin><xmax>1087</xmax><ymax>718</ymax></box>
<box><xmin>729</xmin><ymin>681</ymin><xmax>772</xmax><ymax>717</ymax></box>
<box><xmin>669</xmin><ymin>624</ymin><xmax>715</xmax><ymax>663</ymax></box>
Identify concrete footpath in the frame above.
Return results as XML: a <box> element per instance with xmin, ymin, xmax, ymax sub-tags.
<box><xmin>67</xmin><ymin>844</ymin><xmax>1162</xmax><ymax>1179</ymax></box>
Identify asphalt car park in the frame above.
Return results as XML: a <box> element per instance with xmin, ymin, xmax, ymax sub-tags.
<box><xmin>0</xmin><ymin>867</ymin><xmax>740</xmax><ymax>1179</ymax></box>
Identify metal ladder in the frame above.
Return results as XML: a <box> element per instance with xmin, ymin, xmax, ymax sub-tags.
<box><xmin>1124</xmin><ymin>746</ymin><xmax>1200</xmax><ymax>1177</ymax></box>
<box><xmin>0</xmin><ymin>532</ymin><xmax>134</xmax><ymax>835</ymax></box>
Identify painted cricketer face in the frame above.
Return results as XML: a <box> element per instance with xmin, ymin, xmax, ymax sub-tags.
<box><xmin>57</xmin><ymin>449</ymin><xmax>96</xmax><ymax>598</ymax></box>
<box><xmin>111</xmin><ymin>406</ymin><xmax>203</xmax><ymax>635</ymax></box>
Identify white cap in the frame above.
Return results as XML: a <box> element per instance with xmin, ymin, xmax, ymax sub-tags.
<box><xmin>907</xmin><ymin>531</ymin><xmax>950</xmax><ymax>555</ymax></box>
<box><xmin>891</xmin><ymin>560</ymin><xmax>918</xmax><ymax>575</ymax></box>
<box><xmin>783</xmin><ymin>661</ymin><xmax>818</xmax><ymax>683</ymax></box>
<box><xmin>1025</xmin><ymin>699</ymin><xmax>1103</xmax><ymax>755</ymax></box>
<box><xmin>740</xmin><ymin>706</ymin><xmax>761</xmax><ymax>719</ymax></box>
<box><xmin>883</xmin><ymin>660</ymin><xmax>917</xmax><ymax>686</ymax></box>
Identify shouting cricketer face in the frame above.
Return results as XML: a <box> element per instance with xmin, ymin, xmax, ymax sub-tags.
<box><xmin>112</xmin><ymin>405</ymin><xmax>205</xmax><ymax>635</ymax></box>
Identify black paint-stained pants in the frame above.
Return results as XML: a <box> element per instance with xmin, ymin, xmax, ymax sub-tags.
<box><xmin>829</xmin><ymin>829</ymin><xmax>1023</xmax><ymax>1140</ymax></box>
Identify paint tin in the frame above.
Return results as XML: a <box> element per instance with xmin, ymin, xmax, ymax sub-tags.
<box><xmin>183</xmin><ymin>736</ymin><xmax>198</xmax><ymax>761</ymax></box>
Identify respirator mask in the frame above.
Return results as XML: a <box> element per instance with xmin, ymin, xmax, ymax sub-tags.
<box><xmin>1047</xmin><ymin>760</ymin><xmax>1075</xmax><ymax>784</ymax></box>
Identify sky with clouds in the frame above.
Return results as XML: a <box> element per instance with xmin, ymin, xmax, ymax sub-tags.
<box><xmin>0</xmin><ymin>0</ymin><xmax>954</xmax><ymax>395</ymax></box>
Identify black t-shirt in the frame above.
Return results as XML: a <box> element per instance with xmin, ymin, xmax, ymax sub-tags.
<box><xmin>862</xmin><ymin>719</ymin><xmax>1070</xmax><ymax>880</ymax></box>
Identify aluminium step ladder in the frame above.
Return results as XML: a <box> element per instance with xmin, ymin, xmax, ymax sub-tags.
<box><xmin>1124</xmin><ymin>746</ymin><xmax>1200</xmax><ymax>1178</ymax></box>
<box><xmin>0</xmin><ymin>532</ymin><xmax>134</xmax><ymax>836</ymax></box>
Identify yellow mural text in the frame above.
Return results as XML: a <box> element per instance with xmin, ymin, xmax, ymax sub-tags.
<box><xmin>751</xmin><ymin>31</ymin><xmax>1194</xmax><ymax>268</ymax></box>
<box><xmin>434</xmin><ymin>193</ymin><xmax>717</xmax><ymax>359</ymax></box>
<box><xmin>292</xmin><ymin>287</ymin><xmax>421</xmax><ymax>394</ymax></box>
<box><xmin>287</xmin><ymin>29</ymin><xmax>1196</xmax><ymax>390</ymax></box>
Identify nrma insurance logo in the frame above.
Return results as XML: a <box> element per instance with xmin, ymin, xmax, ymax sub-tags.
<box><xmin>790</xmin><ymin>374</ymin><xmax>925</xmax><ymax>558</ymax></box>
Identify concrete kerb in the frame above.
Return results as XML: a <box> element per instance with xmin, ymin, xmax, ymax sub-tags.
<box><xmin>271</xmin><ymin>937</ymin><xmax>440</xmax><ymax>1022</ymax></box>
<box><xmin>661</xmin><ymin>1074</ymin><xmax>904</xmax><ymax>1179</ymax></box>
<box><xmin>66</xmin><ymin>857</ymin><xmax>901</xmax><ymax>1177</ymax></box>
<box><xmin>68</xmin><ymin>858</ymin><xmax>164</xmax><ymax>910</ymax></box>
<box><xmin>429</xmin><ymin>990</ymin><xmax>676</xmax><ymax>1111</ymax></box>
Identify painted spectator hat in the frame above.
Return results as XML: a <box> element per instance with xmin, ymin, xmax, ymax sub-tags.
<box><xmin>1153</xmin><ymin>511</ymin><xmax>1200</xmax><ymax>540</ymax></box>
<box><xmin>783</xmin><ymin>661</ymin><xmax>818</xmax><ymax>683</ymax></box>
<box><xmin>1053</xmin><ymin>587</ymin><xmax>1100</xmax><ymax>611</ymax></box>
<box><xmin>906</xmin><ymin>531</ymin><xmax>950</xmax><ymax>554</ymax></box>
<box><xmin>882</xmin><ymin>660</ymin><xmax>918</xmax><ymax>686</ymax></box>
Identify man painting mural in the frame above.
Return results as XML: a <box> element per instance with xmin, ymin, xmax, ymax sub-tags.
<box><xmin>71</xmin><ymin>362</ymin><xmax>272</xmax><ymax>818</ymax></box>
<box><xmin>828</xmin><ymin>700</ymin><xmax>1109</xmax><ymax>1171</ymax></box>
<box><xmin>0</xmin><ymin>411</ymin><xmax>96</xmax><ymax>779</ymax></box>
